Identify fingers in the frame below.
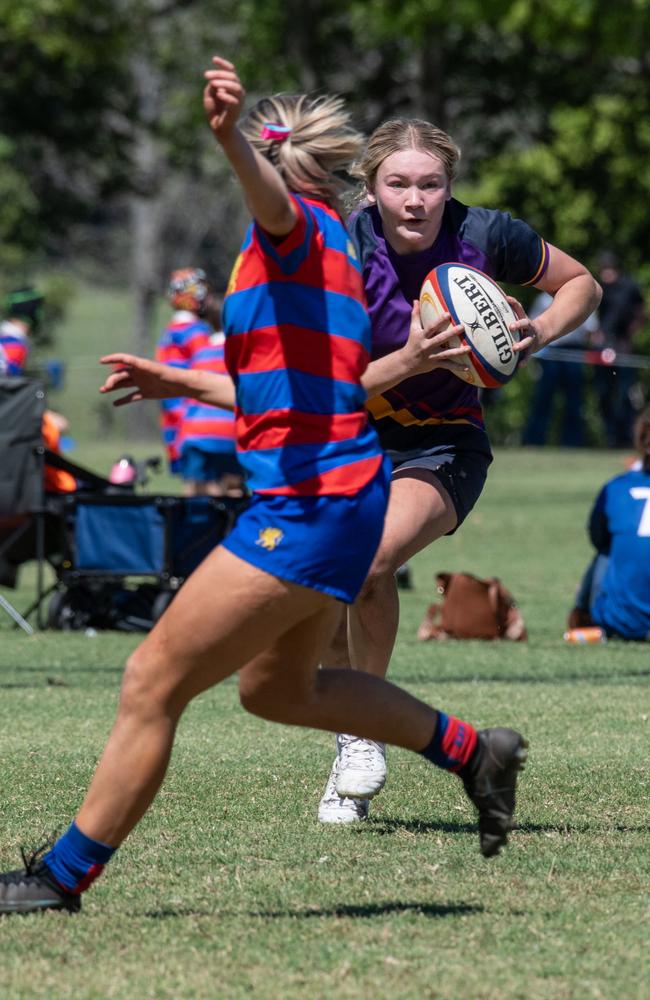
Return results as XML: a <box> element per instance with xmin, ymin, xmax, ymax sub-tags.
<box><xmin>211</xmin><ymin>56</ymin><xmax>235</xmax><ymax>70</ymax></box>
<box><xmin>99</xmin><ymin>371</ymin><xmax>135</xmax><ymax>394</ymax></box>
<box><xmin>427</xmin><ymin>322</ymin><xmax>465</xmax><ymax>346</ymax></box>
<box><xmin>100</xmin><ymin>353</ymin><xmax>139</xmax><ymax>366</ymax></box>
<box><xmin>111</xmin><ymin>391</ymin><xmax>144</xmax><ymax>408</ymax></box>
<box><xmin>512</xmin><ymin>335</ymin><xmax>535</xmax><ymax>354</ymax></box>
<box><xmin>506</xmin><ymin>295</ymin><xmax>526</xmax><ymax>320</ymax></box>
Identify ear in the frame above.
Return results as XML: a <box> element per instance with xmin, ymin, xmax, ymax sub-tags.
<box><xmin>365</xmin><ymin>186</ymin><xmax>377</xmax><ymax>205</ymax></box>
<box><xmin>445</xmin><ymin>183</ymin><xmax>452</xmax><ymax>202</ymax></box>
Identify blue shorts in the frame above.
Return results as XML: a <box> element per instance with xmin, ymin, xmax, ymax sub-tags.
<box><xmin>222</xmin><ymin>458</ymin><xmax>391</xmax><ymax>603</ymax></box>
<box><xmin>182</xmin><ymin>445</ymin><xmax>242</xmax><ymax>483</ymax></box>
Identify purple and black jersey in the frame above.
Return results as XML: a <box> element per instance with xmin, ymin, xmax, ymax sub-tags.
<box><xmin>350</xmin><ymin>199</ymin><xmax>549</xmax><ymax>455</ymax></box>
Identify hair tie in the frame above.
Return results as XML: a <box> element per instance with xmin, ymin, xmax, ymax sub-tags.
<box><xmin>260</xmin><ymin>123</ymin><xmax>292</xmax><ymax>142</ymax></box>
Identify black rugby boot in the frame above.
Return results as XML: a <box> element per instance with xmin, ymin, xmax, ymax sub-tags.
<box><xmin>460</xmin><ymin>728</ymin><xmax>528</xmax><ymax>858</ymax></box>
<box><xmin>0</xmin><ymin>843</ymin><xmax>80</xmax><ymax>915</ymax></box>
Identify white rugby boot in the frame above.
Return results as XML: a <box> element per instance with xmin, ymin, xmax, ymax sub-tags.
<box><xmin>317</xmin><ymin>757</ymin><xmax>369</xmax><ymax>824</ymax></box>
<box><xmin>335</xmin><ymin>733</ymin><xmax>387</xmax><ymax>799</ymax></box>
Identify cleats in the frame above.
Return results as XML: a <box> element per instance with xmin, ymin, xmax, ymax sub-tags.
<box><xmin>0</xmin><ymin>843</ymin><xmax>80</xmax><ymax>915</ymax></box>
<box><xmin>461</xmin><ymin>728</ymin><xmax>528</xmax><ymax>858</ymax></box>
<box><xmin>335</xmin><ymin>734</ymin><xmax>387</xmax><ymax>800</ymax></box>
<box><xmin>318</xmin><ymin>759</ymin><xmax>369</xmax><ymax>824</ymax></box>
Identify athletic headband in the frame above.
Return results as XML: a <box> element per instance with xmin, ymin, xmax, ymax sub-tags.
<box><xmin>260</xmin><ymin>123</ymin><xmax>292</xmax><ymax>142</ymax></box>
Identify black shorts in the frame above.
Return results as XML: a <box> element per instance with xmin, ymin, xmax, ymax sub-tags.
<box><xmin>388</xmin><ymin>431</ymin><xmax>492</xmax><ymax>533</ymax></box>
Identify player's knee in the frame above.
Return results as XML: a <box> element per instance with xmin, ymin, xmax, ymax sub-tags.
<box><xmin>119</xmin><ymin>648</ymin><xmax>179</xmax><ymax>719</ymax></box>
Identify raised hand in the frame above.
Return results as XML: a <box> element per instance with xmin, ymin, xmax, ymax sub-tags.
<box><xmin>203</xmin><ymin>56</ymin><xmax>245</xmax><ymax>138</ymax></box>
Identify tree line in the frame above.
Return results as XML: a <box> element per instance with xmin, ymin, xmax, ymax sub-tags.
<box><xmin>2</xmin><ymin>0</ymin><xmax>649</xmax><ymax>368</ymax></box>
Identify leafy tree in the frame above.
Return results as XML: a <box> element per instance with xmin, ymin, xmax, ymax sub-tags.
<box><xmin>0</xmin><ymin>0</ymin><xmax>132</xmax><ymax>274</ymax></box>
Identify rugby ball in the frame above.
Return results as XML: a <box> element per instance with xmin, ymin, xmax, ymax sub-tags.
<box><xmin>420</xmin><ymin>263</ymin><xmax>520</xmax><ymax>388</ymax></box>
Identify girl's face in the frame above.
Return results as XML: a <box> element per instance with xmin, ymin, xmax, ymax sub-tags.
<box><xmin>368</xmin><ymin>148</ymin><xmax>451</xmax><ymax>254</ymax></box>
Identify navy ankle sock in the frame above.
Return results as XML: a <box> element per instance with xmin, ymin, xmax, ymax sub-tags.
<box><xmin>44</xmin><ymin>822</ymin><xmax>115</xmax><ymax>893</ymax></box>
<box><xmin>419</xmin><ymin>711</ymin><xmax>478</xmax><ymax>772</ymax></box>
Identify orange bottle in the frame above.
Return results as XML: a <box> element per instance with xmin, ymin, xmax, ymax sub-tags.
<box><xmin>563</xmin><ymin>626</ymin><xmax>606</xmax><ymax>644</ymax></box>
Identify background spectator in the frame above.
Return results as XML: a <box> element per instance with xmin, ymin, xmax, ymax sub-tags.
<box><xmin>523</xmin><ymin>290</ymin><xmax>599</xmax><ymax>447</ymax></box>
<box><xmin>155</xmin><ymin>268</ymin><xmax>213</xmax><ymax>475</ymax></box>
<box><xmin>568</xmin><ymin>406</ymin><xmax>650</xmax><ymax>640</ymax></box>
<box><xmin>0</xmin><ymin>287</ymin><xmax>44</xmax><ymax>376</ymax></box>
<box><xmin>178</xmin><ymin>293</ymin><xmax>243</xmax><ymax>497</ymax></box>
<box><xmin>592</xmin><ymin>252</ymin><xmax>646</xmax><ymax>447</ymax></box>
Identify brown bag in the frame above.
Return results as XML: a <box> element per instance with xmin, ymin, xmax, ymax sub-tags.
<box><xmin>417</xmin><ymin>572</ymin><xmax>527</xmax><ymax>642</ymax></box>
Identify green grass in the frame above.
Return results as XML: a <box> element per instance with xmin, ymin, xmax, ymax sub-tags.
<box><xmin>1</xmin><ymin>448</ymin><xmax>649</xmax><ymax>999</ymax></box>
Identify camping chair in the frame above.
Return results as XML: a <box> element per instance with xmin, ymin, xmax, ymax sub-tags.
<box><xmin>0</xmin><ymin>377</ymin><xmax>118</xmax><ymax>631</ymax></box>
<box><xmin>0</xmin><ymin>376</ymin><xmax>48</xmax><ymax>632</ymax></box>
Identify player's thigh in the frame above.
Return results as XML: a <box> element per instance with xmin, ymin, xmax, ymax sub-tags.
<box><xmin>130</xmin><ymin>544</ymin><xmax>332</xmax><ymax>706</ymax></box>
<box><xmin>369</xmin><ymin>469</ymin><xmax>457</xmax><ymax>575</ymax></box>
<box><xmin>239</xmin><ymin>601</ymin><xmax>342</xmax><ymax>714</ymax></box>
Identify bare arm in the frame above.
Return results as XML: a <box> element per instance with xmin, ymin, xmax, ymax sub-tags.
<box><xmin>512</xmin><ymin>246</ymin><xmax>602</xmax><ymax>352</ymax></box>
<box><xmin>99</xmin><ymin>354</ymin><xmax>236</xmax><ymax>410</ymax></box>
<box><xmin>203</xmin><ymin>57</ymin><xmax>296</xmax><ymax>237</ymax></box>
<box><xmin>362</xmin><ymin>300</ymin><xmax>470</xmax><ymax>397</ymax></box>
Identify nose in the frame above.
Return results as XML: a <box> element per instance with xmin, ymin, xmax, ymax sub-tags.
<box><xmin>404</xmin><ymin>185</ymin><xmax>424</xmax><ymax>209</ymax></box>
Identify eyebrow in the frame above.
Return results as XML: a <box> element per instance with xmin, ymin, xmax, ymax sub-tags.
<box><xmin>383</xmin><ymin>172</ymin><xmax>445</xmax><ymax>182</ymax></box>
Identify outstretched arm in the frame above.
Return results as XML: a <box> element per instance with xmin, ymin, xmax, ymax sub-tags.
<box><xmin>99</xmin><ymin>354</ymin><xmax>236</xmax><ymax>410</ymax></box>
<box><xmin>203</xmin><ymin>56</ymin><xmax>296</xmax><ymax>237</ymax></box>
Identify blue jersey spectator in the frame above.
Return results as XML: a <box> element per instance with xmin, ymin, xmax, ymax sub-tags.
<box><xmin>570</xmin><ymin>407</ymin><xmax>650</xmax><ymax>640</ymax></box>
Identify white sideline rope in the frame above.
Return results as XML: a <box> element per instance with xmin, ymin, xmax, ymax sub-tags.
<box><xmin>535</xmin><ymin>347</ymin><xmax>650</xmax><ymax>370</ymax></box>
<box><xmin>30</xmin><ymin>348</ymin><xmax>650</xmax><ymax>374</ymax></box>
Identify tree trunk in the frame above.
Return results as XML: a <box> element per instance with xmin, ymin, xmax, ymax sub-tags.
<box><xmin>127</xmin><ymin>53</ymin><xmax>164</xmax><ymax>441</ymax></box>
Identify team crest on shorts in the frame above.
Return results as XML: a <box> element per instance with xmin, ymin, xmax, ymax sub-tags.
<box><xmin>256</xmin><ymin>527</ymin><xmax>284</xmax><ymax>551</ymax></box>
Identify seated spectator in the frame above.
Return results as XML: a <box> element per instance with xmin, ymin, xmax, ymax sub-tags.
<box><xmin>569</xmin><ymin>407</ymin><xmax>650</xmax><ymax>640</ymax></box>
<box><xmin>0</xmin><ymin>287</ymin><xmax>44</xmax><ymax>376</ymax></box>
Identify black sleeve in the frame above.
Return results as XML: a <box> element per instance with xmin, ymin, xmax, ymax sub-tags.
<box><xmin>462</xmin><ymin>205</ymin><xmax>549</xmax><ymax>287</ymax></box>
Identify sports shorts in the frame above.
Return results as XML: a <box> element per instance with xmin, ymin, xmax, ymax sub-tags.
<box><xmin>389</xmin><ymin>440</ymin><xmax>492</xmax><ymax>533</ymax></box>
<box><xmin>181</xmin><ymin>445</ymin><xmax>242</xmax><ymax>483</ymax></box>
<box><xmin>222</xmin><ymin>457</ymin><xmax>391</xmax><ymax>603</ymax></box>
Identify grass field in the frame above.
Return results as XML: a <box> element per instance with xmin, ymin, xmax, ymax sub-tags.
<box><xmin>1</xmin><ymin>447</ymin><xmax>648</xmax><ymax>999</ymax></box>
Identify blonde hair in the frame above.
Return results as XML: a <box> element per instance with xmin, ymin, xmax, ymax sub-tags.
<box><xmin>242</xmin><ymin>94</ymin><xmax>364</xmax><ymax>211</ymax></box>
<box><xmin>357</xmin><ymin>118</ymin><xmax>461</xmax><ymax>191</ymax></box>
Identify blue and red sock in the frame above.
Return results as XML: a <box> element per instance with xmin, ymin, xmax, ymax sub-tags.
<box><xmin>44</xmin><ymin>822</ymin><xmax>116</xmax><ymax>894</ymax></box>
<box><xmin>419</xmin><ymin>711</ymin><xmax>478</xmax><ymax>772</ymax></box>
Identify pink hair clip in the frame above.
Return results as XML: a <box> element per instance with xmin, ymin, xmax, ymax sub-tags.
<box><xmin>260</xmin><ymin>123</ymin><xmax>292</xmax><ymax>142</ymax></box>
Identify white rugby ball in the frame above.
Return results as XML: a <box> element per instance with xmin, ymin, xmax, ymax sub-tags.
<box><xmin>420</xmin><ymin>263</ymin><xmax>520</xmax><ymax>388</ymax></box>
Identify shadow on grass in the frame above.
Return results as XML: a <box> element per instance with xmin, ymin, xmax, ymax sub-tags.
<box><xmin>369</xmin><ymin>817</ymin><xmax>649</xmax><ymax>836</ymax></box>
<box><xmin>400</xmin><ymin>669</ymin><xmax>650</xmax><ymax>685</ymax></box>
<box><xmin>366</xmin><ymin>818</ymin><xmax>476</xmax><ymax>835</ymax></box>
<box><xmin>144</xmin><ymin>901</ymin><xmax>483</xmax><ymax>920</ymax></box>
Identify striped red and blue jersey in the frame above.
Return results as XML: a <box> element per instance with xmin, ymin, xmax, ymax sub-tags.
<box><xmin>178</xmin><ymin>332</ymin><xmax>236</xmax><ymax>455</ymax></box>
<box><xmin>0</xmin><ymin>321</ymin><xmax>29</xmax><ymax>376</ymax></box>
<box><xmin>222</xmin><ymin>194</ymin><xmax>383</xmax><ymax>496</ymax></box>
<box><xmin>155</xmin><ymin>312</ymin><xmax>212</xmax><ymax>466</ymax></box>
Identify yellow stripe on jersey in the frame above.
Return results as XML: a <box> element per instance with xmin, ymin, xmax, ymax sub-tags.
<box><xmin>366</xmin><ymin>395</ymin><xmax>474</xmax><ymax>428</ymax></box>
<box><xmin>520</xmin><ymin>239</ymin><xmax>548</xmax><ymax>287</ymax></box>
